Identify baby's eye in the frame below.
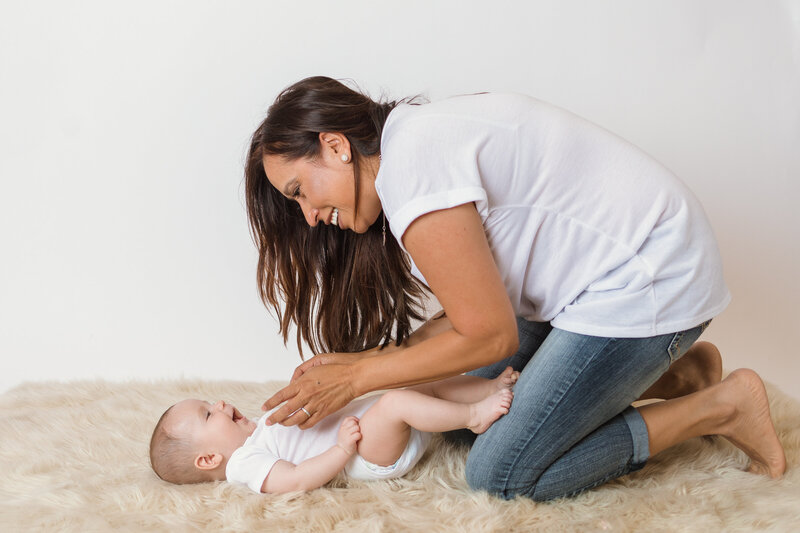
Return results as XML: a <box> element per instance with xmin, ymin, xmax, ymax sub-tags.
<box><xmin>206</xmin><ymin>410</ymin><xmax>210</xmax><ymax>420</ymax></box>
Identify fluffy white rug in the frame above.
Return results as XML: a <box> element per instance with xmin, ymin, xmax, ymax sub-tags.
<box><xmin>1</xmin><ymin>377</ymin><xmax>798</xmax><ymax>532</ymax></box>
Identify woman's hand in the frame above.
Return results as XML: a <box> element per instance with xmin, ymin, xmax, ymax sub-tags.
<box><xmin>290</xmin><ymin>352</ymin><xmax>365</xmax><ymax>382</ymax></box>
<box><xmin>262</xmin><ymin>362</ymin><xmax>359</xmax><ymax>429</ymax></box>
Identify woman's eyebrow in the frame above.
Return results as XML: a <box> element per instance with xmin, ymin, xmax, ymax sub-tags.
<box><xmin>282</xmin><ymin>178</ymin><xmax>298</xmax><ymax>197</ymax></box>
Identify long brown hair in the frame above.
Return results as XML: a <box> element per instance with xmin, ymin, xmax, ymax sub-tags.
<box><xmin>245</xmin><ymin>76</ymin><xmax>428</xmax><ymax>357</ymax></box>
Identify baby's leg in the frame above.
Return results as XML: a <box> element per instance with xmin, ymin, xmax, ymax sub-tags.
<box><xmin>411</xmin><ymin>366</ymin><xmax>519</xmax><ymax>404</ymax></box>
<box><xmin>357</xmin><ymin>388</ymin><xmax>513</xmax><ymax>466</ymax></box>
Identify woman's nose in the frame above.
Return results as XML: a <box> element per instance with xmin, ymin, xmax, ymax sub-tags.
<box><xmin>295</xmin><ymin>197</ymin><xmax>319</xmax><ymax>226</ymax></box>
<box><xmin>303</xmin><ymin>205</ymin><xmax>320</xmax><ymax>227</ymax></box>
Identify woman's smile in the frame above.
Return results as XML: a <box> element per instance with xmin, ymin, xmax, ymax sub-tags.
<box><xmin>263</xmin><ymin>155</ymin><xmax>381</xmax><ymax>233</ymax></box>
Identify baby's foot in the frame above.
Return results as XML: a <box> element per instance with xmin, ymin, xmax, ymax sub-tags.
<box><xmin>468</xmin><ymin>389</ymin><xmax>513</xmax><ymax>434</ymax></box>
<box><xmin>491</xmin><ymin>366</ymin><xmax>520</xmax><ymax>392</ymax></box>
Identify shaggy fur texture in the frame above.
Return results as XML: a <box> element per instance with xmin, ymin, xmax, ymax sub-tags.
<box><xmin>1</xmin><ymin>377</ymin><xmax>798</xmax><ymax>532</ymax></box>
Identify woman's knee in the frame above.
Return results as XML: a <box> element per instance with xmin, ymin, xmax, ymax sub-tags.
<box><xmin>463</xmin><ymin>435</ymin><xmax>538</xmax><ymax>499</ymax></box>
<box><xmin>465</xmin><ymin>451</ymin><xmax>544</xmax><ymax>500</ymax></box>
<box><xmin>464</xmin><ymin>451</ymin><xmax>511</xmax><ymax>498</ymax></box>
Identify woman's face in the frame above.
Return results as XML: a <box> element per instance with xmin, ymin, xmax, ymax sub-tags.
<box><xmin>263</xmin><ymin>133</ymin><xmax>382</xmax><ymax>233</ymax></box>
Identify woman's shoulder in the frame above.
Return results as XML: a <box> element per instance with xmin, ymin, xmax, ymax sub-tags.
<box><xmin>382</xmin><ymin>92</ymin><xmax>542</xmax><ymax>152</ymax></box>
<box><xmin>388</xmin><ymin>92</ymin><xmax>540</xmax><ymax>125</ymax></box>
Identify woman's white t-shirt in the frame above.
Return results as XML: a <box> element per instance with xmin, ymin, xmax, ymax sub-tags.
<box><xmin>375</xmin><ymin>93</ymin><xmax>730</xmax><ymax>338</ymax></box>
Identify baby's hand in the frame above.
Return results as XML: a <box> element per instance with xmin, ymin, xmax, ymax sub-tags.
<box><xmin>337</xmin><ymin>416</ymin><xmax>361</xmax><ymax>455</ymax></box>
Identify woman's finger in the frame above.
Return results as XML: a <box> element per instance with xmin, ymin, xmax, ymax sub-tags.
<box><xmin>274</xmin><ymin>364</ymin><xmax>358</xmax><ymax>429</ymax></box>
<box><xmin>290</xmin><ymin>353</ymin><xmax>341</xmax><ymax>382</ymax></box>
<box><xmin>298</xmin><ymin>411</ymin><xmax>324</xmax><ymax>430</ymax></box>
<box><xmin>291</xmin><ymin>359</ymin><xmax>317</xmax><ymax>382</ymax></box>
<box><xmin>284</xmin><ymin>407</ymin><xmax>310</xmax><ymax>426</ymax></box>
<box><xmin>266</xmin><ymin>399</ymin><xmax>307</xmax><ymax>426</ymax></box>
<box><xmin>264</xmin><ymin>404</ymin><xmax>292</xmax><ymax>426</ymax></box>
<box><xmin>262</xmin><ymin>383</ymin><xmax>298</xmax><ymax>412</ymax></box>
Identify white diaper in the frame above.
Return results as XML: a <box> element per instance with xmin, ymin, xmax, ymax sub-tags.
<box><xmin>344</xmin><ymin>429</ymin><xmax>432</xmax><ymax>480</ymax></box>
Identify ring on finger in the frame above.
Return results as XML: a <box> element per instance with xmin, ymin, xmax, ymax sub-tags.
<box><xmin>300</xmin><ymin>407</ymin><xmax>311</xmax><ymax>417</ymax></box>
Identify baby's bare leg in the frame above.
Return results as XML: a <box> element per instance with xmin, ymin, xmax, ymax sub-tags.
<box><xmin>411</xmin><ymin>366</ymin><xmax>519</xmax><ymax>403</ymax></box>
<box><xmin>357</xmin><ymin>388</ymin><xmax>513</xmax><ymax>466</ymax></box>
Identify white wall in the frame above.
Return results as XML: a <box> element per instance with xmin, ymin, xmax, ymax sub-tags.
<box><xmin>1</xmin><ymin>1</ymin><xmax>797</xmax><ymax>399</ymax></box>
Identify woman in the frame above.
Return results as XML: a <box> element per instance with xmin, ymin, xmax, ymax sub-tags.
<box><xmin>245</xmin><ymin>76</ymin><xmax>785</xmax><ymax>500</ymax></box>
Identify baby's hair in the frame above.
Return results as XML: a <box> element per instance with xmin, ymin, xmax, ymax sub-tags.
<box><xmin>149</xmin><ymin>405</ymin><xmax>210</xmax><ymax>485</ymax></box>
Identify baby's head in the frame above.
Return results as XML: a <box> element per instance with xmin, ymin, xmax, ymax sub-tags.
<box><xmin>149</xmin><ymin>399</ymin><xmax>257</xmax><ymax>484</ymax></box>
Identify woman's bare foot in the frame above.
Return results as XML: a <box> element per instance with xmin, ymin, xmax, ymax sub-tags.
<box><xmin>716</xmin><ymin>369</ymin><xmax>786</xmax><ymax>478</ymax></box>
<box><xmin>468</xmin><ymin>389</ymin><xmax>513</xmax><ymax>434</ymax></box>
<box><xmin>640</xmin><ymin>341</ymin><xmax>723</xmax><ymax>400</ymax></box>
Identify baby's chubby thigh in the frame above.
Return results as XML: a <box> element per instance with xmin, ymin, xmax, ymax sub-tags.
<box><xmin>356</xmin><ymin>391</ymin><xmax>413</xmax><ymax>467</ymax></box>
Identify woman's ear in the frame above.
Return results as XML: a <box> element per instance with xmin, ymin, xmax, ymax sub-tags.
<box><xmin>194</xmin><ymin>453</ymin><xmax>223</xmax><ymax>471</ymax></box>
<box><xmin>318</xmin><ymin>132</ymin><xmax>351</xmax><ymax>160</ymax></box>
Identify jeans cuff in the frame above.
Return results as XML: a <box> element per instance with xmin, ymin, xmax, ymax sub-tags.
<box><xmin>621</xmin><ymin>406</ymin><xmax>650</xmax><ymax>468</ymax></box>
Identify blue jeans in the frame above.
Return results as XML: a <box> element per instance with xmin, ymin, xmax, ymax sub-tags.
<box><xmin>444</xmin><ymin>317</ymin><xmax>710</xmax><ymax>501</ymax></box>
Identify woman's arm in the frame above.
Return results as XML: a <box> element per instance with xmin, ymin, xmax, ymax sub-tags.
<box><xmin>358</xmin><ymin>202</ymin><xmax>519</xmax><ymax>383</ymax></box>
<box><xmin>290</xmin><ymin>310</ymin><xmax>451</xmax><ymax>380</ymax></box>
<box><xmin>265</xmin><ymin>203</ymin><xmax>519</xmax><ymax>428</ymax></box>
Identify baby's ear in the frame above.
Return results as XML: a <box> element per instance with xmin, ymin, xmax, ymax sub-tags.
<box><xmin>194</xmin><ymin>453</ymin><xmax>223</xmax><ymax>471</ymax></box>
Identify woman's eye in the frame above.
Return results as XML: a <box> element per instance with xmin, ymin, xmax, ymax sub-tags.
<box><xmin>292</xmin><ymin>185</ymin><xmax>301</xmax><ymax>198</ymax></box>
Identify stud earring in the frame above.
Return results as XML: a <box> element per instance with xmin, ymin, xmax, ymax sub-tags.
<box><xmin>341</xmin><ymin>154</ymin><xmax>349</xmax><ymax>162</ymax></box>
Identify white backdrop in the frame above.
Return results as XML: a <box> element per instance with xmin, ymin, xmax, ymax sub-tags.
<box><xmin>1</xmin><ymin>1</ymin><xmax>798</xmax><ymax>399</ymax></box>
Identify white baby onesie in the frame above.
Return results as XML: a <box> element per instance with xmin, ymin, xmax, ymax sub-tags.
<box><xmin>226</xmin><ymin>396</ymin><xmax>431</xmax><ymax>493</ymax></box>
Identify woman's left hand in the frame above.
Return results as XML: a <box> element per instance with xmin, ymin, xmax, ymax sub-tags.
<box><xmin>290</xmin><ymin>351</ymin><xmax>364</xmax><ymax>382</ymax></box>
<box><xmin>261</xmin><ymin>362</ymin><xmax>358</xmax><ymax>429</ymax></box>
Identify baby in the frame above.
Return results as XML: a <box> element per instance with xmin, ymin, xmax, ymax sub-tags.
<box><xmin>149</xmin><ymin>367</ymin><xmax>517</xmax><ymax>494</ymax></box>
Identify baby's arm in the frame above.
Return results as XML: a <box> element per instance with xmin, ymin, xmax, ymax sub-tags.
<box><xmin>260</xmin><ymin>416</ymin><xmax>361</xmax><ymax>493</ymax></box>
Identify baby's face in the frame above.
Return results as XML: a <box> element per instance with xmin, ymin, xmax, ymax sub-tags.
<box><xmin>169</xmin><ymin>399</ymin><xmax>257</xmax><ymax>459</ymax></box>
